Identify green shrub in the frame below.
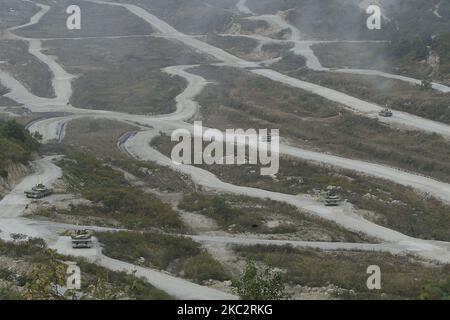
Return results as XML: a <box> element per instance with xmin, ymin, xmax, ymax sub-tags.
<box><xmin>184</xmin><ymin>253</ymin><xmax>229</xmax><ymax>283</ymax></box>
<box><xmin>96</xmin><ymin>231</ymin><xmax>229</xmax><ymax>283</ymax></box>
<box><xmin>96</xmin><ymin>231</ymin><xmax>201</xmax><ymax>270</ymax></box>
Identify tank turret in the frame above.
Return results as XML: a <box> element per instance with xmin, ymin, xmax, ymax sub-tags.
<box><xmin>32</xmin><ymin>183</ymin><xmax>47</xmax><ymax>192</ymax></box>
<box><xmin>379</xmin><ymin>108</ymin><xmax>393</xmax><ymax>117</ymax></box>
<box><xmin>71</xmin><ymin>229</ymin><xmax>93</xmax><ymax>249</ymax></box>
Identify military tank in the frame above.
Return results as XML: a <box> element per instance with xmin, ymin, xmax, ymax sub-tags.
<box><xmin>71</xmin><ymin>230</ymin><xmax>93</xmax><ymax>249</ymax></box>
<box><xmin>260</xmin><ymin>132</ymin><xmax>272</xmax><ymax>143</ymax></box>
<box><xmin>379</xmin><ymin>108</ymin><xmax>393</xmax><ymax>117</ymax></box>
<box><xmin>24</xmin><ymin>183</ymin><xmax>53</xmax><ymax>199</ymax></box>
<box><xmin>325</xmin><ymin>193</ymin><xmax>340</xmax><ymax>207</ymax></box>
<box><xmin>260</xmin><ymin>131</ymin><xmax>278</xmax><ymax>143</ymax></box>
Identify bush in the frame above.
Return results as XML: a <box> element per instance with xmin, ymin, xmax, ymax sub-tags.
<box><xmin>184</xmin><ymin>253</ymin><xmax>229</xmax><ymax>283</ymax></box>
<box><xmin>420</xmin><ymin>281</ymin><xmax>450</xmax><ymax>300</ymax></box>
<box><xmin>233</xmin><ymin>260</ymin><xmax>287</xmax><ymax>300</ymax></box>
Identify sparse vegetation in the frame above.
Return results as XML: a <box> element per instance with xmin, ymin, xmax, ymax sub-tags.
<box><xmin>178</xmin><ymin>192</ymin><xmax>370</xmax><ymax>242</ymax></box>
<box><xmin>114</xmin><ymin>158</ymin><xmax>195</xmax><ymax>193</ymax></box>
<box><xmin>282</xmin><ymin>69</ymin><xmax>450</xmax><ymax>125</ymax></box>
<box><xmin>155</xmin><ymin>134</ymin><xmax>450</xmax><ymax>241</ymax></box>
<box><xmin>246</xmin><ymin>0</ymin><xmax>393</xmax><ymax>40</ymax></box>
<box><xmin>52</xmin><ymin>153</ymin><xmax>186</xmax><ymax>231</ymax></box>
<box><xmin>0</xmin><ymin>40</ymin><xmax>54</xmax><ymax>98</ymax></box>
<box><xmin>62</xmin><ymin>118</ymin><xmax>138</xmax><ymax>159</ymax></box>
<box><xmin>0</xmin><ymin>0</ymin><xmax>38</xmax><ymax>30</ymax></box>
<box><xmin>113</xmin><ymin>0</ymin><xmax>236</xmax><ymax>35</ymax></box>
<box><xmin>184</xmin><ymin>253</ymin><xmax>230</xmax><ymax>283</ymax></box>
<box><xmin>192</xmin><ymin>65</ymin><xmax>450</xmax><ymax>184</ymax></box>
<box><xmin>0</xmin><ymin>239</ymin><xmax>171</xmax><ymax>300</ymax></box>
<box><xmin>234</xmin><ymin>245</ymin><xmax>450</xmax><ymax>300</ymax></box>
<box><xmin>96</xmin><ymin>231</ymin><xmax>230</xmax><ymax>284</ymax></box>
<box><xmin>272</xmin><ymin>52</ymin><xmax>306</xmax><ymax>72</ymax></box>
<box><xmin>44</xmin><ymin>36</ymin><xmax>212</xmax><ymax>115</ymax></box>
<box><xmin>4</xmin><ymin>0</ymin><xmax>450</xmax><ymax>302</ymax></box>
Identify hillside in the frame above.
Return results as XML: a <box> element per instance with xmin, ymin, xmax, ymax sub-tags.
<box><xmin>2</xmin><ymin>0</ymin><xmax>450</xmax><ymax>302</ymax></box>
<box><xmin>0</xmin><ymin>120</ymin><xmax>39</xmax><ymax>179</ymax></box>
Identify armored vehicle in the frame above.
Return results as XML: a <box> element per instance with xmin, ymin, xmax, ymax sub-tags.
<box><xmin>325</xmin><ymin>193</ymin><xmax>340</xmax><ymax>207</ymax></box>
<box><xmin>71</xmin><ymin>230</ymin><xmax>93</xmax><ymax>249</ymax></box>
<box><xmin>24</xmin><ymin>183</ymin><xmax>53</xmax><ymax>199</ymax></box>
<box><xmin>379</xmin><ymin>108</ymin><xmax>393</xmax><ymax>117</ymax></box>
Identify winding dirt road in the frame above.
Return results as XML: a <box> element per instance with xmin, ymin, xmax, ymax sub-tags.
<box><xmin>236</xmin><ymin>0</ymin><xmax>450</xmax><ymax>93</ymax></box>
<box><xmin>0</xmin><ymin>156</ymin><xmax>61</xmax><ymax>240</ymax></box>
<box><xmin>2</xmin><ymin>0</ymin><xmax>450</xmax><ymax>298</ymax></box>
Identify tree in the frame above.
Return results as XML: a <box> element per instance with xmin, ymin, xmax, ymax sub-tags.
<box><xmin>0</xmin><ymin>120</ymin><xmax>28</xmax><ymax>143</ymax></box>
<box><xmin>233</xmin><ymin>260</ymin><xmax>287</xmax><ymax>300</ymax></box>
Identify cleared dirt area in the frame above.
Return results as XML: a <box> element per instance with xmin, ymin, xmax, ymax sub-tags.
<box><xmin>114</xmin><ymin>159</ymin><xmax>196</xmax><ymax>193</ymax></box>
<box><xmin>0</xmin><ymin>40</ymin><xmax>54</xmax><ymax>98</ymax></box>
<box><xmin>44</xmin><ymin>37</ymin><xmax>214</xmax><ymax>114</ymax></box>
<box><xmin>96</xmin><ymin>231</ymin><xmax>231</xmax><ymax>286</ymax></box>
<box><xmin>15</xmin><ymin>0</ymin><xmax>154</xmax><ymax>38</ymax></box>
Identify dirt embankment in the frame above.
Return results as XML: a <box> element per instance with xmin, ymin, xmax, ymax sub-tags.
<box><xmin>0</xmin><ymin>162</ymin><xmax>30</xmax><ymax>199</ymax></box>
